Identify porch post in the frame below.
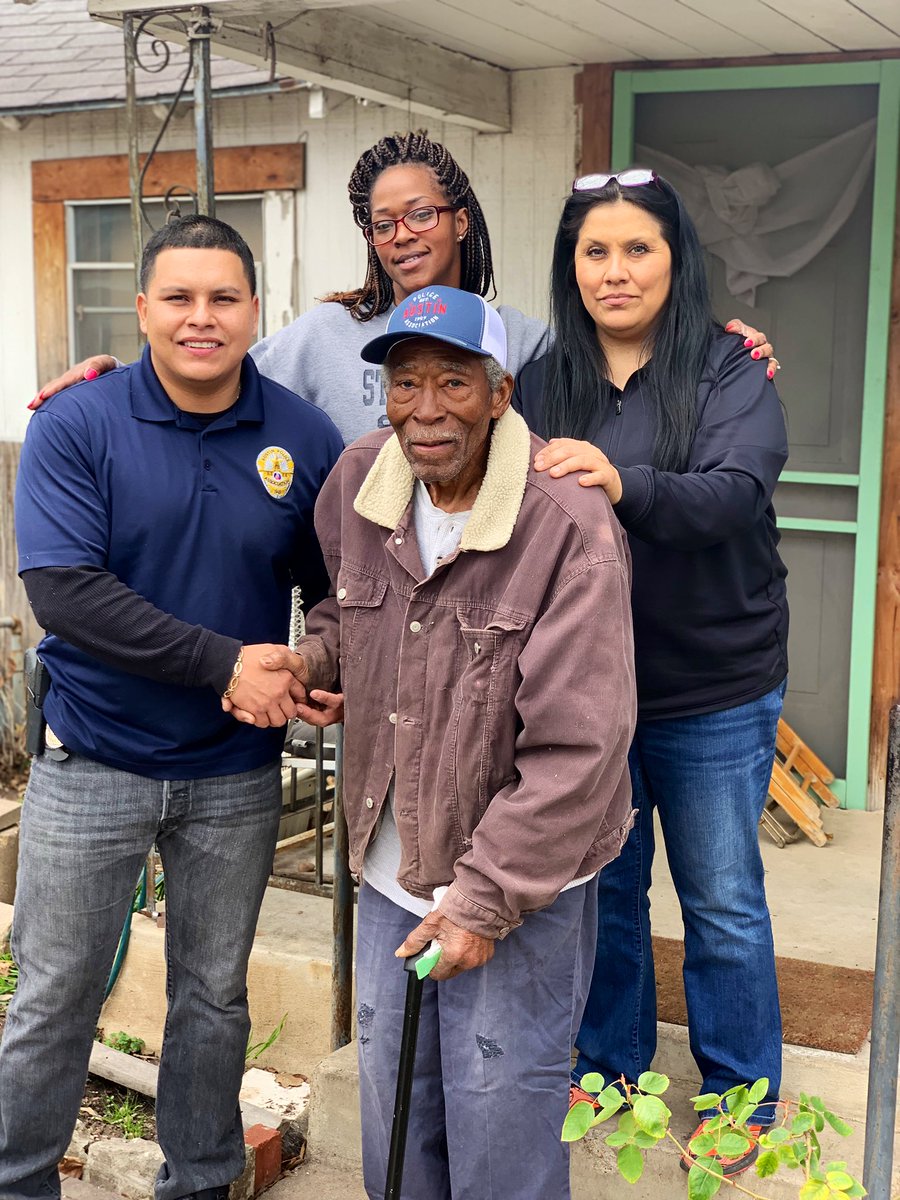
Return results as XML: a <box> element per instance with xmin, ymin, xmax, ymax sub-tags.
<box><xmin>123</xmin><ymin>11</ymin><xmax>143</xmax><ymax>298</ymax></box>
<box><xmin>191</xmin><ymin>5</ymin><xmax>215</xmax><ymax>217</ymax></box>
<box><xmin>863</xmin><ymin>704</ymin><xmax>900</xmax><ymax>1198</ymax></box>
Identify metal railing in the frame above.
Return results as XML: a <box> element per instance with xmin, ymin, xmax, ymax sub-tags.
<box><xmin>270</xmin><ymin>721</ymin><xmax>355</xmax><ymax>1050</ymax></box>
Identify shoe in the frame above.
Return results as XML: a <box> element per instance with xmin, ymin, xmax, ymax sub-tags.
<box><xmin>679</xmin><ymin>1117</ymin><xmax>771</xmax><ymax>1177</ymax></box>
<box><xmin>568</xmin><ymin>1083</ymin><xmax>600</xmax><ymax>1111</ymax></box>
<box><xmin>176</xmin><ymin>1189</ymin><xmax>230</xmax><ymax>1200</ymax></box>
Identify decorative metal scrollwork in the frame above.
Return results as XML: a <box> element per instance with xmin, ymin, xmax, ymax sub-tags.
<box><xmin>124</xmin><ymin>6</ymin><xmax>216</xmax><ymax>243</ymax></box>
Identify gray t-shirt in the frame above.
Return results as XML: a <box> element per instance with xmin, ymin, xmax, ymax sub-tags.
<box><xmin>250</xmin><ymin>300</ymin><xmax>551</xmax><ymax>445</ymax></box>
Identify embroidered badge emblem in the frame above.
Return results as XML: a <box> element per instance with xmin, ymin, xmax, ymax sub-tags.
<box><xmin>256</xmin><ymin>446</ymin><xmax>294</xmax><ymax>499</ymax></box>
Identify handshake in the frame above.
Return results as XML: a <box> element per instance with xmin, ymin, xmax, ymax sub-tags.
<box><xmin>219</xmin><ymin>644</ymin><xmax>343</xmax><ymax>729</ymax></box>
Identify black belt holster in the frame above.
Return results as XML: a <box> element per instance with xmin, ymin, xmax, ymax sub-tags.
<box><xmin>24</xmin><ymin>647</ymin><xmax>50</xmax><ymax>757</ymax></box>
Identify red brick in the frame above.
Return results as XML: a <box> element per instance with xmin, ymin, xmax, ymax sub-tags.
<box><xmin>244</xmin><ymin>1124</ymin><xmax>282</xmax><ymax>1193</ymax></box>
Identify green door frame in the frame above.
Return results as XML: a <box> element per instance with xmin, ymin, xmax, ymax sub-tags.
<box><xmin>610</xmin><ymin>60</ymin><xmax>900</xmax><ymax>810</ymax></box>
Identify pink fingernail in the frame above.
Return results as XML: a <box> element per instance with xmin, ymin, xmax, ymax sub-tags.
<box><xmin>767</xmin><ymin>368</ymin><xmax>775</xmax><ymax>379</ymax></box>
<box><xmin>27</xmin><ymin>397</ymin><xmax>38</xmax><ymax>410</ymax></box>
<box><xmin>84</xmin><ymin>367</ymin><xmax>98</xmax><ymax>381</ymax></box>
<box><xmin>751</xmin><ymin>350</ymin><xmax>761</xmax><ymax>359</ymax></box>
<box><xmin>744</xmin><ymin>338</ymin><xmax>754</xmax><ymax>348</ymax></box>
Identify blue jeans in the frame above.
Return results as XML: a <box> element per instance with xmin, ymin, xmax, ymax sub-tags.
<box><xmin>356</xmin><ymin>879</ymin><xmax>598</xmax><ymax>1200</ymax></box>
<box><xmin>0</xmin><ymin>753</ymin><xmax>282</xmax><ymax>1200</ymax></box>
<box><xmin>574</xmin><ymin>683</ymin><xmax>785</xmax><ymax>1126</ymax></box>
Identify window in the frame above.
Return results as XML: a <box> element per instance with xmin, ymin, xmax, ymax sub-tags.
<box><xmin>66</xmin><ymin>196</ymin><xmax>264</xmax><ymax>363</ymax></box>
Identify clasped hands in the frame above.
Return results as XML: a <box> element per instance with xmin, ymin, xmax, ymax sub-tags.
<box><xmin>220</xmin><ymin>644</ymin><xmax>343</xmax><ymax>728</ymax></box>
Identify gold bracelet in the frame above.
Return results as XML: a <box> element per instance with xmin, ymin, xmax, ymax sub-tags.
<box><xmin>223</xmin><ymin>646</ymin><xmax>244</xmax><ymax>699</ymax></box>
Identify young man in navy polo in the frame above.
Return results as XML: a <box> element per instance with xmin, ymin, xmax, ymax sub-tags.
<box><xmin>4</xmin><ymin>216</ymin><xmax>343</xmax><ymax>1200</ymax></box>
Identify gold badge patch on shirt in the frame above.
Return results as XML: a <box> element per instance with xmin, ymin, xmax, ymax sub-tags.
<box><xmin>256</xmin><ymin>446</ymin><xmax>294</xmax><ymax>499</ymax></box>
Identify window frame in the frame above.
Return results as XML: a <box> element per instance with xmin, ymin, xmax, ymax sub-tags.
<box><xmin>31</xmin><ymin>143</ymin><xmax>305</xmax><ymax>382</ymax></box>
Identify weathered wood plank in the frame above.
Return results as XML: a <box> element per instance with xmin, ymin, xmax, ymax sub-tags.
<box><xmin>32</xmin><ymin>143</ymin><xmax>305</xmax><ymax>203</ymax></box>
<box><xmin>577</xmin><ymin>63</ymin><xmax>613</xmax><ymax>174</ymax></box>
<box><xmin>0</xmin><ymin>442</ymin><xmax>40</xmax><ymax>647</ymax></box>
<box><xmin>31</xmin><ymin>202</ymin><xmax>68</xmax><ymax>386</ymax></box>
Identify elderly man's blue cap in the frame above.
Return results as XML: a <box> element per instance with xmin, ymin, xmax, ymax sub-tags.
<box><xmin>360</xmin><ymin>285</ymin><xmax>507</xmax><ymax>368</ymax></box>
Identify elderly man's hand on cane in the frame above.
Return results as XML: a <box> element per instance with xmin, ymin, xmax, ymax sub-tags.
<box><xmin>396</xmin><ymin>910</ymin><xmax>494</xmax><ymax>981</ymax></box>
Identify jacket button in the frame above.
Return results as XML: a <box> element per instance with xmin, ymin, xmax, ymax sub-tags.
<box><xmin>395</xmin><ymin>536</ymin><xmax>404</xmax><ymax>545</ymax></box>
<box><xmin>389</xmin><ymin>713</ymin><xmax>397</xmax><ymax>724</ymax></box>
<box><xmin>409</xmin><ymin>621</ymin><xmax>422</xmax><ymax>633</ymax></box>
<box><xmin>365</xmin><ymin>796</ymin><xmax>374</xmax><ymax>809</ymax></box>
<box><xmin>337</xmin><ymin>587</ymin><xmax>347</xmax><ymax>600</ymax></box>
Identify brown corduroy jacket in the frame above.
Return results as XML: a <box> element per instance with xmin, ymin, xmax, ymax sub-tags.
<box><xmin>298</xmin><ymin>407</ymin><xmax>637</xmax><ymax>939</ymax></box>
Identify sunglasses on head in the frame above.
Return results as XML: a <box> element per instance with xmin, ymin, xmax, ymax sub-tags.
<box><xmin>572</xmin><ymin>168</ymin><xmax>658</xmax><ymax>193</ymax></box>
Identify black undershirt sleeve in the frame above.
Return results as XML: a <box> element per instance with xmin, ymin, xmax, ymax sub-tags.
<box><xmin>23</xmin><ymin>565</ymin><xmax>240</xmax><ymax>694</ymax></box>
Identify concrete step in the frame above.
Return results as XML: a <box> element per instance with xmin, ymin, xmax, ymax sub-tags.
<box><xmin>265</xmin><ymin>1163</ymin><xmax>366</xmax><ymax>1199</ymax></box>
<box><xmin>307</xmin><ymin>1039</ymin><xmax>900</xmax><ymax>1200</ymax></box>
<box><xmin>99</xmin><ymin>888</ymin><xmax>341</xmax><ymax>1078</ymax></box>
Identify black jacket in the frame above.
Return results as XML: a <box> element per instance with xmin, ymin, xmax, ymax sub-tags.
<box><xmin>513</xmin><ymin>329</ymin><xmax>789</xmax><ymax>719</ymax></box>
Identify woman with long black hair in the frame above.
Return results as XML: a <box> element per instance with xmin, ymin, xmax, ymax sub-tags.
<box><xmin>515</xmin><ymin>169</ymin><xmax>789</xmax><ymax>1181</ymax></box>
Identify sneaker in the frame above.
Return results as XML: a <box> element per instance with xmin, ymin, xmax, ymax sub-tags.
<box><xmin>679</xmin><ymin>1117</ymin><xmax>770</xmax><ymax>1177</ymax></box>
<box><xmin>568</xmin><ymin>1083</ymin><xmax>600</xmax><ymax>1111</ymax></box>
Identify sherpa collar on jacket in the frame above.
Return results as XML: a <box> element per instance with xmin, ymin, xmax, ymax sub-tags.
<box><xmin>352</xmin><ymin>407</ymin><xmax>533</xmax><ymax>553</ymax></box>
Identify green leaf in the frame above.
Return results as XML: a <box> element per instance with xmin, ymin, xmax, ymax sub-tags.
<box><xmin>632</xmin><ymin>1094</ymin><xmax>670</xmax><ymax>1139</ymax></box>
<box><xmin>748</xmin><ymin>1078</ymin><xmax>770</xmax><ymax>1103</ymax></box>
<box><xmin>591</xmin><ymin>1101</ymin><xmax>625</xmax><ymax>1126</ymax></box>
<box><xmin>617</xmin><ymin>1143</ymin><xmax>644</xmax><ymax>1184</ymax></box>
<box><xmin>734</xmin><ymin>1104</ymin><xmax>757</xmax><ymax>1127</ymax></box>
<box><xmin>604</xmin><ymin>1130</ymin><xmax>631</xmax><ymax>1148</ymax></box>
<box><xmin>814</xmin><ymin>1113</ymin><xmax>826</xmax><ymax>1133</ymax></box>
<box><xmin>777</xmin><ymin>1143</ymin><xmax>801</xmax><ymax>1168</ymax></box>
<box><xmin>727</xmin><ymin>1086</ymin><xmax>750</xmax><ymax>1115</ymax></box>
<box><xmin>809</xmin><ymin>1096</ymin><xmax>826</xmax><ymax>1113</ymax></box>
<box><xmin>756</xmin><ymin>1150</ymin><xmax>779</xmax><ymax>1178</ymax></box>
<box><xmin>704</xmin><ymin>1115</ymin><xmax>728</xmax><ymax>1133</ymax></box>
<box><xmin>799</xmin><ymin>1182</ymin><xmax>831</xmax><ymax>1200</ymax></box>
<box><xmin>844</xmin><ymin>1181</ymin><xmax>867</xmax><ymax>1197</ymax></box>
<box><xmin>579</xmin><ymin>1072</ymin><xmax>605</xmax><ymax>1094</ymax></box>
<box><xmin>689</xmin><ymin>1132</ymin><xmax>718</xmax><ymax>1155</ymax></box>
<box><xmin>617</xmin><ymin>1111</ymin><xmax>637</xmax><ymax>1136</ymax></box>
<box><xmin>764</xmin><ymin>1127</ymin><xmax>790</xmax><ymax>1145</ymax></box>
<box><xmin>633</xmin><ymin>1129</ymin><xmax>661</xmax><ymax>1148</ymax></box>
<box><xmin>826</xmin><ymin>1171</ymin><xmax>855</xmax><ymax>1190</ymax></box>
<box><xmin>597</xmin><ymin>1086</ymin><xmax>625</xmax><ymax>1111</ymax></box>
<box><xmin>688</xmin><ymin>1159</ymin><xmax>724</xmax><ymax>1200</ymax></box>
<box><xmin>823</xmin><ymin>1111</ymin><xmax>853</xmax><ymax>1137</ymax></box>
<box><xmin>717</xmin><ymin>1132</ymin><xmax>751</xmax><ymax>1157</ymax></box>
<box><xmin>691</xmin><ymin>1092</ymin><xmax>723</xmax><ymax>1111</ymax></box>
<box><xmin>824</xmin><ymin>1162</ymin><xmax>848</xmax><ymax>1173</ymax></box>
<box><xmin>561</xmin><ymin>1101</ymin><xmax>595</xmax><ymax>1142</ymax></box>
<box><xmin>792</xmin><ymin>1113</ymin><xmax>816</xmax><ymax>1135</ymax></box>
<box><xmin>636</xmin><ymin>1070</ymin><xmax>670</xmax><ymax>1095</ymax></box>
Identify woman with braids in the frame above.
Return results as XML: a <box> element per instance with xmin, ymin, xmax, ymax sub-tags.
<box><xmin>515</xmin><ymin>170</ymin><xmax>788</xmax><ymax>1181</ymax></box>
<box><xmin>34</xmin><ymin>130</ymin><xmax>776</xmax><ymax>441</ymax></box>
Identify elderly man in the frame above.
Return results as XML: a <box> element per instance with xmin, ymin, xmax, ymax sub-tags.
<box><xmin>262</xmin><ymin>284</ymin><xmax>636</xmax><ymax>1199</ymax></box>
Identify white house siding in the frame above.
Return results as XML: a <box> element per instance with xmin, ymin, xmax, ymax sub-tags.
<box><xmin>0</xmin><ymin>64</ymin><xmax>575</xmax><ymax>445</ymax></box>
<box><xmin>0</xmin><ymin>65</ymin><xmax>574</xmax><ymax>635</ymax></box>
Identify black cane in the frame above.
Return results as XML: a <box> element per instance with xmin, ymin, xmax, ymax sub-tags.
<box><xmin>384</xmin><ymin>942</ymin><xmax>442</xmax><ymax>1200</ymax></box>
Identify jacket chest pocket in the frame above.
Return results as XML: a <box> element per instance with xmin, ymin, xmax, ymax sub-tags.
<box><xmin>336</xmin><ymin>569</ymin><xmax>389</xmax><ymax>669</ymax></box>
<box><xmin>455</xmin><ymin>612</ymin><xmax>528</xmax><ymax>710</ymax></box>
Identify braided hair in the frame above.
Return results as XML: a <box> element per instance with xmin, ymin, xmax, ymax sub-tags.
<box><xmin>325</xmin><ymin>130</ymin><xmax>496</xmax><ymax>321</ymax></box>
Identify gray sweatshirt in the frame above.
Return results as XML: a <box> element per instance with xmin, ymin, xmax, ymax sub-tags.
<box><xmin>250</xmin><ymin>300</ymin><xmax>551</xmax><ymax>445</ymax></box>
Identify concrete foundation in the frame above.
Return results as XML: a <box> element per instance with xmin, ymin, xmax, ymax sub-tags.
<box><xmin>99</xmin><ymin>886</ymin><xmax>343</xmax><ymax>1077</ymax></box>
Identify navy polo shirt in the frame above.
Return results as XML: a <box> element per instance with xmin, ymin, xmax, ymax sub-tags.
<box><xmin>16</xmin><ymin>347</ymin><xmax>344</xmax><ymax>779</ymax></box>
